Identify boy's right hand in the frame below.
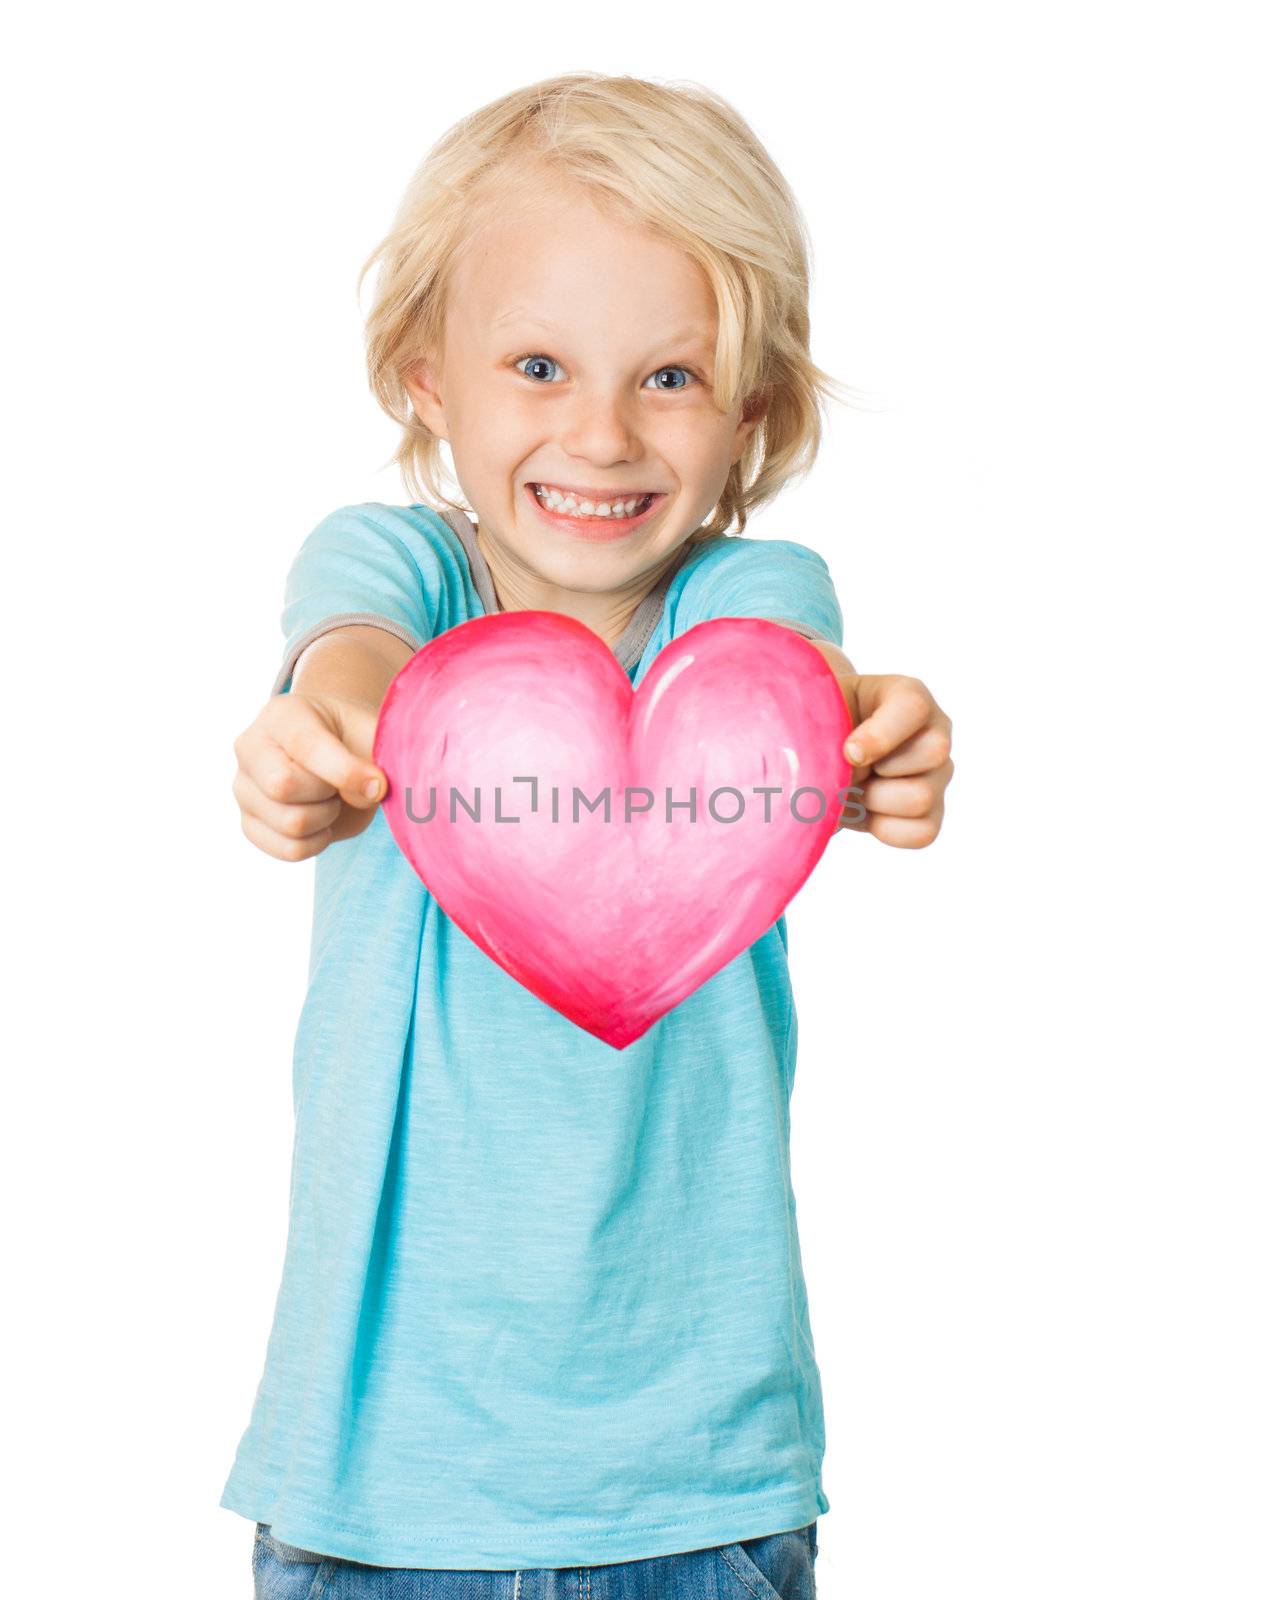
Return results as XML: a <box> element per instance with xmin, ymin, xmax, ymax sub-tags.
<box><xmin>232</xmin><ymin>691</ymin><xmax>390</xmax><ymax>861</ymax></box>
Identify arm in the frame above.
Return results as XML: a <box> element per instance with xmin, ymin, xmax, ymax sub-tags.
<box><xmin>290</xmin><ymin>623</ymin><xmax>415</xmax><ymax>712</ymax></box>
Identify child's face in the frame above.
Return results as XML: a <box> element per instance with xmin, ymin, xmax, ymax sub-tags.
<box><xmin>404</xmin><ymin>178</ymin><xmax>762</xmax><ymax>601</ymax></box>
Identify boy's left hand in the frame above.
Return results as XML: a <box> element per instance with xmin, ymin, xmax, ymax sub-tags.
<box><xmin>806</xmin><ymin>641</ymin><xmax>954</xmax><ymax>849</ymax></box>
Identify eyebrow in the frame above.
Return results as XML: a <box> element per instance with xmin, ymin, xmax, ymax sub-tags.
<box><xmin>491</xmin><ymin>309</ymin><xmax>556</xmax><ymax>330</ymax></box>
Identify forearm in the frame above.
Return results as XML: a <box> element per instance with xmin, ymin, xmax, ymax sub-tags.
<box><xmin>289</xmin><ymin>624</ymin><xmax>416</xmax><ymax>712</ymax></box>
<box><xmin>806</xmin><ymin>639</ymin><xmax>856</xmax><ymax>676</ymax></box>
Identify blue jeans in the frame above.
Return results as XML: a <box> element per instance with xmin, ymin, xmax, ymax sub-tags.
<box><xmin>253</xmin><ymin>1519</ymin><xmax>819</xmax><ymax>1598</ymax></box>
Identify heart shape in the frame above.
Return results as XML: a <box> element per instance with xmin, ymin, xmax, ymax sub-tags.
<box><xmin>373</xmin><ymin>611</ymin><xmax>851</xmax><ymax>1049</ymax></box>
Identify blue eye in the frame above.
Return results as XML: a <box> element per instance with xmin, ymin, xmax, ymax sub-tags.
<box><xmin>514</xmin><ymin>355</ymin><xmax>698</xmax><ymax>389</ymax></box>
<box><xmin>515</xmin><ymin>355</ymin><xmax>565</xmax><ymax>383</ymax></box>
<box><xmin>645</xmin><ymin>366</ymin><xmax>695</xmax><ymax>391</ymax></box>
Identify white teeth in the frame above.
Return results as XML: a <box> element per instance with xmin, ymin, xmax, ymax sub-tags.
<box><xmin>532</xmin><ymin>485</ymin><xmax>652</xmax><ymax>519</ymax></box>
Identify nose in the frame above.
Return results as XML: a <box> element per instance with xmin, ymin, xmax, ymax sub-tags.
<box><xmin>557</xmin><ymin>385</ymin><xmax>644</xmax><ymax>468</ymax></box>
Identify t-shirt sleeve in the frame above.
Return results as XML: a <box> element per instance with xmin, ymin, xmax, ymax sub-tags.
<box><xmin>674</xmin><ymin>535</ymin><xmax>844</xmax><ymax>650</ymax></box>
<box><xmin>270</xmin><ymin>504</ymin><xmax>439</xmax><ymax>696</ymax></box>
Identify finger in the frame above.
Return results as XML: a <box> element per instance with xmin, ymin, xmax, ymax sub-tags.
<box><xmin>866</xmin><ymin>796</ymin><xmax>946</xmax><ymax>849</ymax></box>
<box><xmin>233</xmin><ymin>767</ymin><xmax>345</xmax><ymax>840</ymax></box>
<box><xmin>237</xmin><ymin>722</ymin><xmax>340</xmax><ymax>805</ymax></box>
<box><xmin>858</xmin><ymin>768</ymin><xmax>950</xmax><ymax>820</ymax></box>
<box><xmin>240</xmin><ymin>808</ymin><xmax>336</xmax><ymax>863</ymax></box>
<box><xmin>272</xmin><ymin>697</ymin><xmax>387</xmax><ymax>808</ymax></box>
<box><xmin>870</xmin><ymin>726</ymin><xmax>954</xmax><ymax>779</ymax></box>
<box><xmin>844</xmin><ymin>677</ymin><xmax>939</xmax><ymax>767</ymax></box>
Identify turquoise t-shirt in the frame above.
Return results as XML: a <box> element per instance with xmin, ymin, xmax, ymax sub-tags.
<box><xmin>219</xmin><ymin>502</ymin><xmax>845</xmax><ymax>1569</ymax></box>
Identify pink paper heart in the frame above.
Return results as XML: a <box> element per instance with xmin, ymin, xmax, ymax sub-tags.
<box><xmin>373</xmin><ymin>612</ymin><xmax>851</xmax><ymax>1050</ymax></box>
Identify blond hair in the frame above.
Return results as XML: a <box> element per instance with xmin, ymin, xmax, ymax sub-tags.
<box><xmin>358</xmin><ymin>73</ymin><xmax>860</xmax><ymax>537</ymax></box>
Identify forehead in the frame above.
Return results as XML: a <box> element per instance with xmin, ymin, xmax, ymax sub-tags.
<box><xmin>447</xmin><ymin>179</ymin><xmax>718</xmax><ymax>344</ymax></box>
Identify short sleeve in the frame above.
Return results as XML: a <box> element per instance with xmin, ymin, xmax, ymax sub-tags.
<box><xmin>673</xmin><ymin>535</ymin><xmax>844</xmax><ymax>649</ymax></box>
<box><xmin>270</xmin><ymin>504</ymin><xmax>439</xmax><ymax>696</ymax></box>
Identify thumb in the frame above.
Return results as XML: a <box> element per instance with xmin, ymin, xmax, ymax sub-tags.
<box><xmin>834</xmin><ymin>674</ymin><xmax>871</xmax><ymax>783</ymax></box>
<box><xmin>834</xmin><ymin>674</ymin><xmax>862</xmax><ymax>741</ymax></box>
<box><xmin>329</xmin><ymin>698</ymin><xmax>390</xmax><ymax>808</ymax></box>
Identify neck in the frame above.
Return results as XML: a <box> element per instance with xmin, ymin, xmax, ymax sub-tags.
<box><xmin>473</xmin><ymin>522</ymin><xmax>689</xmax><ymax>649</ymax></box>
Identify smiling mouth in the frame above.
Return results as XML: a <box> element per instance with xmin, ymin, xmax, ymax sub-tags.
<box><xmin>527</xmin><ymin>483</ymin><xmax>663</xmax><ymax>522</ymax></box>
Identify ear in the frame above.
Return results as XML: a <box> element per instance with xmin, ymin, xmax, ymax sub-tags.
<box><xmin>730</xmin><ymin>387</ymin><xmax>770</xmax><ymax>462</ymax></box>
<box><xmin>402</xmin><ymin>356</ymin><xmax>449</xmax><ymax>441</ymax></box>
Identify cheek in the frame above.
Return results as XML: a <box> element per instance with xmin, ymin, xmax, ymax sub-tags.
<box><xmin>682</xmin><ymin>426</ymin><xmax>743</xmax><ymax>493</ymax></box>
<box><xmin>648</xmin><ymin>409</ymin><xmax>732</xmax><ymax>475</ymax></box>
<box><xmin>487</xmin><ymin>395</ymin><xmax>554</xmax><ymax>458</ymax></box>
<box><xmin>453</xmin><ymin>403</ymin><xmax>525</xmax><ymax>475</ymax></box>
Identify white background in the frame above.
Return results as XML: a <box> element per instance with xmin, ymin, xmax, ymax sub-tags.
<box><xmin>5</xmin><ymin>4</ymin><xmax>1260</xmax><ymax>1596</ymax></box>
